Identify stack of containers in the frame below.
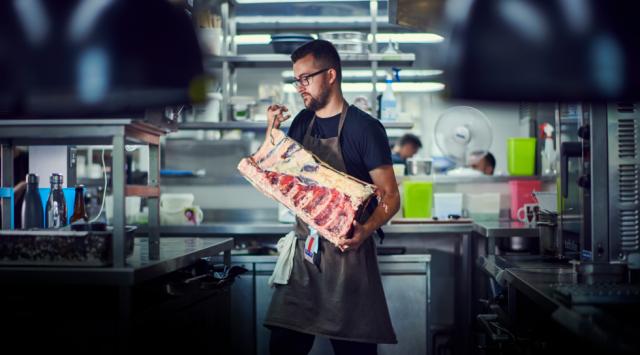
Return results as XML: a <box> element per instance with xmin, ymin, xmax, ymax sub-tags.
<box><xmin>509</xmin><ymin>180</ymin><xmax>541</xmax><ymax>220</ymax></box>
<box><xmin>318</xmin><ymin>31</ymin><xmax>368</xmax><ymax>54</ymax></box>
<box><xmin>465</xmin><ymin>193</ymin><xmax>501</xmax><ymax>221</ymax></box>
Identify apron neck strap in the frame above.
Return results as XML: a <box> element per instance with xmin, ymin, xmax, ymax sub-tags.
<box><xmin>304</xmin><ymin>100</ymin><xmax>349</xmax><ymax>140</ymax></box>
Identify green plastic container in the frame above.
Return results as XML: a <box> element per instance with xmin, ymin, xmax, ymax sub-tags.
<box><xmin>403</xmin><ymin>181</ymin><xmax>433</xmax><ymax>218</ymax></box>
<box><xmin>507</xmin><ymin>137</ymin><xmax>536</xmax><ymax>176</ymax></box>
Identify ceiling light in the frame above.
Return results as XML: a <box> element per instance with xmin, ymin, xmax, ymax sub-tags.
<box><xmin>281</xmin><ymin>69</ymin><xmax>443</xmax><ymax>79</ymax></box>
<box><xmin>283</xmin><ymin>82</ymin><xmax>445</xmax><ymax>93</ymax></box>
<box><xmin>373</xmin><ymin>33</ymin><xmax>444</xmax><ymax>44</ymax></box>
<box><xmin>235</xmin><ymin>15</ymin><xmax>388</xmax><ymax>25</ymax></box>
<box><xmin>235</xmin><ymin>0</ymin><xmax>369</xmax><ymax>4</ymax></box>
<box><xmin>236</xmin><ymin>32</ymin><xmax>443</xmax><ymax>45</ymax></box>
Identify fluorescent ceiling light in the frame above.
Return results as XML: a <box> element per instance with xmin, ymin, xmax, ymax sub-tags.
<box><xmin>281</xmin><ymin>69</ymin><xmax>443</xmax><ymax>78</ymax></box>
<box><xmin>236</xmin><ymin>33</ymin><xmax>443</xmax><ymax>45</ymax></box>
<box><xmin>235</xmin><ymin>0</ymin><xmax>369</xmax><ymax>3</ymax></box>
<box><xmin>235</xmin><ymin>34</ymin><xmax>273</xmax><ymax>45</ymax></box>
<box><xmin>283</xmin><ymin>82</ymin><xmax>445</xmax><ymax>93</ymax></box>
<box><xmin>236</xmin><ymin>16</ymin><xmax>388</xmax><ymax>24</ymax></box>
<box><xmin>372</xmin><ymin>33</ymin><xmax>444</xmax><ymax>43</ymax></box>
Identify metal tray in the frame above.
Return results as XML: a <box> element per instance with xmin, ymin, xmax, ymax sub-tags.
<box><xmin>0</xmin><ymin>226</ymin><xmax>136</xmax><ymax>267</ymax></box>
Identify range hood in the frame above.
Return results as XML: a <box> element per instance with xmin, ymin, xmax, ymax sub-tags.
<box><xmin>0</xmin><ymin>0</ymin><xmax>205</xmax><ymax>117</ymax></box>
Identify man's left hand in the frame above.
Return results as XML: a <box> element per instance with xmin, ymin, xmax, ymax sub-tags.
<box><xmin>337</xmin><ymin>221</ymin><xmax>369</xmax><ymax>252</ymax></box>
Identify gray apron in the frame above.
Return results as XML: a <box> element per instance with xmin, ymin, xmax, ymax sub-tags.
<box><xmin>264</xmin><ymin>102</ymin><xmax>397</xmax><ymax>344</ymax></box>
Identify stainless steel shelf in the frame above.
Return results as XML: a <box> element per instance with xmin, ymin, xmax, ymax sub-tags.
<box><xmin>0</xmin><ymin>118</ymin><xmax>164</xmax><ymax>268</ymax></box>
<box><xmin>472</xmin><ymin>221</ymin><xmax>539</xmax><ymax>238</ymax></box>
<box><xmin>0</xmin><ymin>119</ymin><xmax>166</xmax><ymax>146</ymax></box>
<box><xmin>206</xmin><ymin>53</ymin><xmax>415</xmax><ymax>69</ymax></box>
<box><xmin>0</xmin><ymin>237</ymin><xmax>234</xmax><ymax>286</ymax></box>
<box><xmin>178</xmin><ymin>121</ymin><xmax>414</xmax><ymax>131</ymax></box>
<box><xmin>398</xmin><ymin>174</ymin><xmax>557</xmax><ymax>184</ymax></box>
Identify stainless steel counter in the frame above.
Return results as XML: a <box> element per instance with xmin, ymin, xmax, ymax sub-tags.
<box><xmin>478</xmin><ymin>255</ymin><xmax>639</xmax><ymax>352</ymax></box>
<box><xmin>0</xmin><ymin>237</ymin><xmax>233</xmax><ymax>286</ymax></box>
<box><xmin>140</xmin><ymin>220</ymin><xmax>538</xmax><ymax>238</ymax></box>
<box><xmin>144</xmin><ymin>222</ymin><xmax>475</xmax><ymax>236</ymax></box>
<box><xmin>472</xmin><ymin>221</ymin><xmax>539</xmax><ymax>238</ymax></box>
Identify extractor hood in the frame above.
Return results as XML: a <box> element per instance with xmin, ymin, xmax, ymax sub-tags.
<box><xmin>0</xmin><ymin>0</ymin><xmax>205</xmax><ymax>117</ymax></box>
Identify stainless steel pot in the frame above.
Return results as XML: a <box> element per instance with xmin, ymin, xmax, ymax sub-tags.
<box><xmin>319</xmin><ymin>31</ymin><xmax>367</xmax><ymax>42</ymax></box>
<box><xmin>406</xmin><ymin>158</ymin><xmax>432</xmax><ymax>176</ymax></box>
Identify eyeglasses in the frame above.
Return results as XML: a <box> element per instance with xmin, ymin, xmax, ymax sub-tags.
<box><xmin>292</xmin><ymin>68</ymin><xmax>331</xmax><ymax>88</ymax></box>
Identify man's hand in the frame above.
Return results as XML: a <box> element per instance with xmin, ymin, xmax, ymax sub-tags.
<box><xmin>336</xmin><ymin>165</ymin><xmax>400</xmax><ymax>252</ymax></box>
<box><xmin>337</xmin><ymin>221</ymin><xmax>370</xmax><ymax>252</ymax></box>
<box><xmin>267</xmin><ymin>104</ymin><xmax>291</xmax><ymax>130</ymax></box>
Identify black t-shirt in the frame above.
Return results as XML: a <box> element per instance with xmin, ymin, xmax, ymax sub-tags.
<box><xmin>285</xmin><ymin>105</ymin><xmax>392</xmax><ymax>184</ymax></box>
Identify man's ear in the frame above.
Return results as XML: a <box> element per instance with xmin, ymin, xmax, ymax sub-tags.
<box><xmin>328</xmin><ymin>68</ymin><xmax>337</xmax><ymax>85</ymax></box>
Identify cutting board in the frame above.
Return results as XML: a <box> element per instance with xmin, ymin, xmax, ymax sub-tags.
<box><xmin>390</xmin><ymin>218</ymin><xmax>473</xmax><ymax>224</ymax></box>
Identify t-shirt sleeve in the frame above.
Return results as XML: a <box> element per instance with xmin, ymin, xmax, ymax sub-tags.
<box><xmin>360</xmin><ymin>119</ymin><xmax>393</xmax><ymax>171</ymax></box>
<box><xmin>285</xmin><ymin>110</ymin><xmax>308</xmax><ymax>143</ymax></box>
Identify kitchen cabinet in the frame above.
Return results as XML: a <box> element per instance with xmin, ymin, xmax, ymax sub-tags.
<box><xmin>227</xmin><ymin>254</ymin><xmax>431</xmax><ymax>355</ymax></box>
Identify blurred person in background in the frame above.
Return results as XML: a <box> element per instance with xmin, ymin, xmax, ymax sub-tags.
<box><xmin>391</xmin><ymin>133</ymin><xmax>422</xmax><ymax>164</ymax></box>
<box><xmin>468</xmin><ymin>151</ymin><xmax>496</xmax><ymax>175</ymax></box>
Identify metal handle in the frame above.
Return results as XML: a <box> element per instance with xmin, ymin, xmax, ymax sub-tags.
<box><xmin>560</xmin><ymin>142</ymin><xmax>582</xmax><ymax>198</ymax></box>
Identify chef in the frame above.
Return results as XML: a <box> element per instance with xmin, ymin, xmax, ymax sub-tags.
<box><xmin>263</xmin><ymin>40</ymin><xmax>400</xmax><ymax>355</ymax></box>
<box><xmin>391</xmin><ymin>133</ymin><xmax>422</xmax><ymax>164</ymax></box>
<box><xmin>468</xmin><ymin>151</ymin><xmax>496</xmax><ymax>175</ymax></box>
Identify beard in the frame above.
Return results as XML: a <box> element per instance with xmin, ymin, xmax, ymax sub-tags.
<box><xmin>303</xmin><ymin>82</ymin><xmax>331</xmax><ymax>112</ymax></box>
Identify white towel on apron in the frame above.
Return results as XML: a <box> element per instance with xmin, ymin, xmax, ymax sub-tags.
<box><xmin>268</xmin><ymin>231</ymin><xmax>297</xmax><ymax>287</ymax></box>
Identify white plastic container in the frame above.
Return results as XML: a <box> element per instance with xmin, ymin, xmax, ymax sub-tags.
<box><xmin>464</xmin><ymin>193</ymin><xmax>500</xmax><ymax>221</ymax></box>
<box><xmin>433</xmin><ymin>193</ymin><xmax>463</xmax><ymax>220</ymax></box>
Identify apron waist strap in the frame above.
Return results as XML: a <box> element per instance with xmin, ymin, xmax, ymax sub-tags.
<box><xmin>376</xmin><ymin>228</ymin><xmax>385</xmax><ymax>244</ymax></box>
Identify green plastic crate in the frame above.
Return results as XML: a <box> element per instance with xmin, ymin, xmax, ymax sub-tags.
<box><xmin>507</xmin><ymin>137</ymin><xmax>536</xmax><ymax>176</ymax></box>
<box><xmin>403</xmin><ymin>181</ymin><xmax>433</xmax><ymax>218</ymax></box>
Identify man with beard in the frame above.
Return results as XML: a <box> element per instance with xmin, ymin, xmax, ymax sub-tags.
<box><xmin>263</xmin><ymin>40</ymin><xmax>400</xmax><ymax>355</ymax></box>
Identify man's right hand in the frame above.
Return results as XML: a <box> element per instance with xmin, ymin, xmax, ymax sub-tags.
<box><xmin>267</xmin><ymin>104</ymin><xmax>291</xmax><ymax>130</ymax></box>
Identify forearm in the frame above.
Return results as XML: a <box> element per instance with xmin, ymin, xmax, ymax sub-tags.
<box><xmin>362</xmin><ymin>189</ymin><xmax>400</xmax><ymax>236</ymax></box>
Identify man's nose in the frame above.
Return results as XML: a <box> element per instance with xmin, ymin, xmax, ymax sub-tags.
<box><xmin>297</xmin><ymin>84</ymin><xmax>306</xmax><ymax>94</ymax></box>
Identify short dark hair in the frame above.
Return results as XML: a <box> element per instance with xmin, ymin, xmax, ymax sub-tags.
<box><xmin>484</xmin><ymin>152</ymin><xmax>496</xmax><ymax>170</ymax></box>
<box><xmin>291</xmin><ymin>40</ymin><xmax>342</xmax><ymax>82</ymax></box>
<box><xmin>399</xmin><ymin>133</ymin><xmax>422</xmax><ymax>148</ymax></box>
<box><xmin>471</xmin><ymin>151</ymin><xmax>496</xmax><ymax>170</ymax></box>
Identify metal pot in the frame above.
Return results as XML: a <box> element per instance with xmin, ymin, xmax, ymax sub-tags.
<box><xmin>406</xmin><ymin>158</ymin><xmax>432</xmax><ymax>176</ymax></box>
<box><xmin>318</xmin><ymin>31</ymin><xmax>367</xmax><ymax>42</ymax></box>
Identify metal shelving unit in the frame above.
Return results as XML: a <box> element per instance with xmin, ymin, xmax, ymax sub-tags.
<box><xmin>178</xmin><ymin>120</ymin><xmax>413</xmax><ymax>130</ymax></box>
<box><xmin>215</xmin><ymin>0</ymin><xmax>414</xmax><ymax>122</ymax></box>
<box><xmin>206</xmin><ymin>53</ymin><xmax>415</xmax><ymax>69</ymax></box>
<box><xmin>0</xmin><ymin>119</ymin><xmax>164</xmax><ymax>267</ymax></box>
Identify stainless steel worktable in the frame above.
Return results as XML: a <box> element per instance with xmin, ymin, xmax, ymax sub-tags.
<box><xmin>142</xmin><ymin>222</ymin><xmax>476</xmax><ymax>236</ymax></box>
<box><xmin>142</xmin><ymin>220</ymin><xmax>537</xmax><ymax>238</ymax></box>
<box><xmin>478</xmin><ymin>255</ymin><xmax>639</xmax><ymax>353</ymax></box>
<box><xmin>0</xmin><ymin>237</ymin><xmax>233</xmax><ymax>286</ymax></box>
<box><xmin>472</xmin><ymin>221</ymin><xmax>539</xmax><ymax>238</ymax></box>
